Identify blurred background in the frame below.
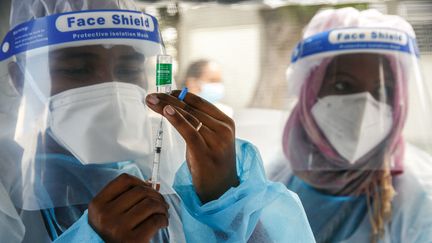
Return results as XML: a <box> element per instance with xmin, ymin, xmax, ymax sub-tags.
<box><xmin>139</xmin><ymin>0</ymin><xmax>432</xmax><ymax>157</ymax></box>
<box><xmin>132</xmin><ymin>0</ymin><xmax>432</xmax><ymax>109</ymax></box>
<box><xmin>0</xmin><ymin>0</ymin><xmax>431</xmax><ymax>158</ymax></box>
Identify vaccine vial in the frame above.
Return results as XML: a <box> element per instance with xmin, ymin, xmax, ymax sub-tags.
<box><xmin>156</xmin><ymin>55</ymin><xmax>172</xmax><ymax>94</ymax></box>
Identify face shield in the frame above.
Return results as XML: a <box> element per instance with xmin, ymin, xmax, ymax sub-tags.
<box><xmin>0</xmin><ymin>9</ymin><xmax>185</xmax><ymax>211</ymax></box>
<box><xmin>283</xmin><ymin>27</ymin><xmax>432</xmax><ymax>195</ymax></box>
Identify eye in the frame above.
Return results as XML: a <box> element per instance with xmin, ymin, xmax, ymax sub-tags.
<box><xmin>60</xmin><ymin>67</ymin><xmax>90</xmax><ymax>75</ymax></box>
<box><xmin>52</xmin><ymin>66</ymin><xmax>92</xmax><ymax>77</ymax></box>
<box><xmin>51</xmin><ymin>60</ymin><xmax>94</xmax><ymax>76</ymax></box>
<box><xmin>334</xmin><ymin>81</ymin><xmax>347</xmax><ymax>91</ymax></box>
<box><xmin>333</xmin><ymin>80</ymin><xmax>354</xmax><ymax>93</ymax></box>
<box><xmin>115</xmin><ymin>65</ymin><xmax>145</xmax><ymax>83</ymax></box>
<box><xmin>116</xmin><ymin>66</ymin><xmax>143</xmax><ymax>76</ymax></box>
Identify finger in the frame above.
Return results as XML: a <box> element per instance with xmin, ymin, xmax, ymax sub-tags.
<box><xmin>170</xmin><ymin>103</ymin><xmax>200</xmax><ymax>126</ymax></box>
<box><xmin>146</xmin><ymin>95</ymin><xmax>201</xmax><ymax>127</ymax></box>
<box><xmin>146</xmin><ymin>93</ymin><xmax>231</xmax><ymax>134</ymax></box>
<box><xmin>109</xmin><ymin>185</ymin><xmax>169</xmax><ymax>214</ymax></box>
<box><xmin>171</xmin><ymin>90</ymin><xmax>230</xmax><ymax>122</ymax></box>
<box><xmin>93</xmin><ymin>174</ymin><xmax>150</xmax><ymax>204</ymax></box>
<box><xmin>147</xmin><ymin>95</ymin><xmax>218</xmax><ymax>148</ymax></box>
<box><xmin>146</xmin><ymin>179</ymin><xmax>161</xmax><ymax>191</ymax></box>
<box><xmin>126</xmin><ymin>197</ymin><xmax>169</xmax><ymax>230</ymax></box>
<box><xmin>162</xmin><ymin>105</ymin><xmax>208</xmax><ymax>151</ymax></box>
<box><xmin>132</xmin><ymin>214</ymin><xmax>169</xmax><ymax>242</ymax></box>
<box><xmin>174</xmin><ymin>106</ymin><xmax>218</xmax><ymax>147</ymax></box>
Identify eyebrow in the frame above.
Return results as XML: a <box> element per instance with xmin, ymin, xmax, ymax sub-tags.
<box><xmin>118</xmin><ymin>53</ymin><xmax>145</xmax><ymax>62</ymax></box>
<box><xmin>328</xmin><ymin>71</ymin><xmax>360</xmax><ymax>83</ymax></box>
<box><xmin>49</xmin><ymin>50</ymin><xmax>145</xmax><ymax>64</ymax></box>
<box><xmin>50</xmin><ymin>51</ymin><xmax>100</xmax><ymax>60</ymax></box>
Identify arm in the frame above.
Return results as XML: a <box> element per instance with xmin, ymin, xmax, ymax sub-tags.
<box><xmin>53</xmin><ymin>210</ymin><xmax>103</xmax><ymax>243</ymax></box>
<box><xmin>173</xmin><ymin>139</ymin><xmax>315</xmax><ymax>243</ymax></box>
<box><xmin>146</xmin><ymin>91</ymin><xmax>315</xmax><ymax>243</ymax></box>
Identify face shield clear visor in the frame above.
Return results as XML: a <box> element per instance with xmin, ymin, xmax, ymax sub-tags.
<box><xmin>0</xmin><ymin>10</ymin><xmax>185</xmax><ymax>210</ymax></box>
<box><xmin>283</xmin><ymin>28</ymin><xmax>432</xmax><ymax>178</ymax></box>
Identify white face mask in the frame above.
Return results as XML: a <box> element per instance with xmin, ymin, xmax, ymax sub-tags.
<box><xmin>199</xmin><ymin>82</ymin><xmax>225</xmax><ymax>103</ymax></box>
<box><xmin>48</xmin><ymin>82</ymin><xmax>153</xmax><ymax>164</ymax></box>
<box><xmin>311</xmin><ymin>92</ymin><xmax>393</xmax><ymax>163</ymax></box>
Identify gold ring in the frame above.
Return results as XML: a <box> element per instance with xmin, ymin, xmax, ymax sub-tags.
<box><xmin>196</xmin><ymin>122</ymin><xmax>203</xmax><ymax>132</ymax></box>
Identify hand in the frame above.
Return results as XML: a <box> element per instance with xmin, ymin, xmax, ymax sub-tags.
<box><xmin>145</xmin><ymin>90</ymin><xmax>239</xmax><ymax>203</ymax></box>
<box><xmin>88</xmin><ymin>174</ymin><xmax>169</xmax><ymax>243</ymax></box>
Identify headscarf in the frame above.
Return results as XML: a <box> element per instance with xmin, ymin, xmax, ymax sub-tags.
<box><xmin>282</xmin><ymin>8</ymin><xmax>415</xmax><ymax>241</ymax></box>
<box><xmin>283</xmin><ymin>52</ymin><xmax>408</xmax><ymax>243</ymax></box>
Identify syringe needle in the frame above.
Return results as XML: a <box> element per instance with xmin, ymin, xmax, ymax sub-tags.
<box><xmin>150</xmin><ymin>54</ymin><xmax>172</xmax><ymax>191</ymax></box>
<box><xmin>151</xmin><ymin>117</ymin><xmax>164</xmax><ymax>190</ymax></box>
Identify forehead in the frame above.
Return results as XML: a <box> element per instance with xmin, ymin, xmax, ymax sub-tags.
<box><xmin>48</xmin><ymin>45</ymin><xmax>145</xmax><ymax>61</ymax></box>
<box><xmin>201</xmin><ymin>62</ymin><xmax>221</xmax><ymax>78</ymax></box>
<box><xmin>328</xmin><ymin>53</ymin><xmax>390</xmax><ymax>72</ymax></box>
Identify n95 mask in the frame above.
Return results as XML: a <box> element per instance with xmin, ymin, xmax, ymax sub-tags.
<box><xmin>311</xmin><ymin>92</ymin><xmax>393</xmax><ymax>163</ymax></box>
<box><xmin>48</xmin><ymin>82</ymin><xmax>153</xmax><ymax>164</ymax></box>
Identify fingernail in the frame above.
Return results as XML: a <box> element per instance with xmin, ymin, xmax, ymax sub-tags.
<box><xmin>165</xmin><ymin>105</ymin><xmax>175</xmax><ymax>116</ymax></box>
<box><xmin>147</xmin><ymin>94</ymin><xmax>159</xmax><ymax>105</ymax></box>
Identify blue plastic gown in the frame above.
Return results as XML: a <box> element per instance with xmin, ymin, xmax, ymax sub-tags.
<box><xmin>51</xmin><ymin>139</ymin><xmax>315</xmax><ymax>242</ymax></box>
<box><xmin>287</xmin><ymin>175</ymin><xmax>367</xmax><ymax>242</ymax></box>
<box><xmin>268</xmin><ymin>144</ymin><xmax>432</xmax><ymax>243</ymax></box>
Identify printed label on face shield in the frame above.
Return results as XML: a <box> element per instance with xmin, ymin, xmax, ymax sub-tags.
<box><xmin>156</xmin><ymin>63</ymin><xmax>172</xmax><ymax>85</ymax></box>
<box><xmin>55</xmin><ymin>12</ymin><xmax>155</xmax><ymax>32</ymax></box>
<box><xmin>291</xmin><ymin>27</ymin><xmax>420</xmax><ymax>63</ymax></box>
<box><xmin>0</xmin><ymin>10</ymin><xmax>161</xmax><ymax>61</ymax></box>
<box><xmin>329</xmin><ymin>28</ymin><xmax>408</xmax><ymax>45</ymax></box>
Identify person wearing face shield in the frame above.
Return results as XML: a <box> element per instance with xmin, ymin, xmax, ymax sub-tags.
<box><xmin>268</xmin><ymin>7</ymin><xmax>432</xmax><ymax>243</ymax></box>
<box><xmin>0</xmin><ymin>0</ymin><xmax>315</xmax><ymax>242</ymax></box>
<box><xmin>182</xmin><ymin>59</ymin><xmax>234</xmax><ymax>117</ymax></box>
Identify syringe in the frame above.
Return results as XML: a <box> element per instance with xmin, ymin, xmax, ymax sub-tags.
<box><xmin>151</xmin><ymin>55</ymin><xmax>172</xmax><ymax>190</ymax></box>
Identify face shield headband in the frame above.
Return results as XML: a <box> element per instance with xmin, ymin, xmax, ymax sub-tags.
<box><xmin>0</xmin><ymin>9</ymin><xmax>162</xmax><ymax>62</ymax></box>
<box><xmin>290</xmin><ymin>27</ymin><xmax>419</xmax><ymax>64</ymax></box>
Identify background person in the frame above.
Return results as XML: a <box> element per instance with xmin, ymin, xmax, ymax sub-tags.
<box><xmin>182</xmin><ymin>59</ymin><xmax>233</xmax><ymax>117</ymax></box>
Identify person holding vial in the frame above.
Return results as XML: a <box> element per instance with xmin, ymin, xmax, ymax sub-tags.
<box><xmin>0</xmin><ymin>0</ymin><xmax>315</xmax><ymax>242</ymax></box>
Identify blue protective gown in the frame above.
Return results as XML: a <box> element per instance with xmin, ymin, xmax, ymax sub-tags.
<box><xmin>34</xmin><ymin>139</ymin><xmax>316</xmax><ymax>243</ymax></box>
<box><xmin>286</xmin><ymin>175</ymin><xmax>367</xmax><ymax>242</ymax></box>
<box><xmin>268</xmin><ymin>144</ymin><xmax>432</xmax><ymax>243</ymax></box>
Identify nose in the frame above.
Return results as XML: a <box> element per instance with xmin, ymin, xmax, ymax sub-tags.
<box><xmin>95</xmin><ymin>64</ymin><xmax>116</xmax><ymax>83</ymax></box>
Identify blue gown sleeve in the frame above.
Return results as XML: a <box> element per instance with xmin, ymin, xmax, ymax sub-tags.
<box><xmin>53</xmin><ymin>210</ymin><xmax>103</xmax><ymax>243</ymax></box>
<box><xmin>173</xmin><ymin>139</ymin><xmax>316</xmax><ymax>243</ymax></box>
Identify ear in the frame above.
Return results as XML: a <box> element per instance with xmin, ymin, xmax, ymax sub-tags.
<box><xmin>7</xmin><ymin>62</ymin><xmax>24</xmax><ymax>96</ymax></box>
